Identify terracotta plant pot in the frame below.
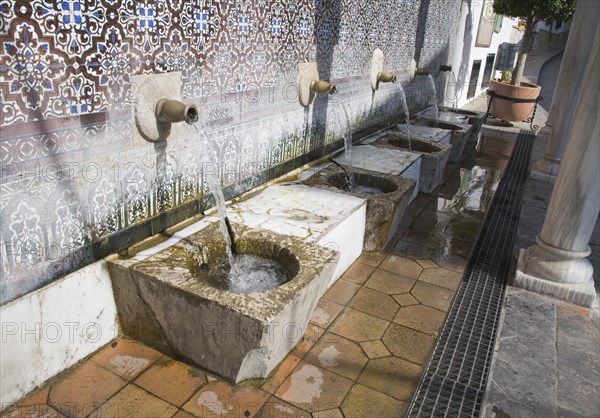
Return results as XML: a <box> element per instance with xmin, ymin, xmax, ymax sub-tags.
<box><xmin>489</xmin><ymin>80</ymin><xmax>541</xmax><ymax>122</ymax></box>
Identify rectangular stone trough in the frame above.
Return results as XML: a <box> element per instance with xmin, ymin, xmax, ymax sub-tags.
<box><xmin>332</xmin><ymin>144</ymin><xmax>422</xmax><ymax>202</ymax></box>
<box><xmin>385</xmin><ymin>123</ymin><xmax>454</xmax><ymax>145</ymax></box>
<box><xmin>302</xmin><ymin>165</ymin><xmax>416</xmax><ymax>251</ymax></box>
<box><xmin>411</xmin><ymin>118</ymin><xmax>473</xmax><ymax>164</ymax></box>
<box><xmin>227</xmin><ymin>184</ymin><xmax>366</xmax><ymax>285</ymax></box>
<box><xmin>415</xmin><ymin>106</ymin><xmax>487</xmax><ymax>143</ymax></box>
<box><xmin>107</xmin><ymin>222</ymin><xmax>338</xmax><ymax>383</ymax></box>
<box><xmin>371</xmin><ymin>131</ymin><xmax>452</xmax><ymax>194</ymax></box>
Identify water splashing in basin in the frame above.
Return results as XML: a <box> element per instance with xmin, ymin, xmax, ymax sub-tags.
<box><xmin>395</xmin><ymin>83</ymin><xmax>412</xmax><ymax>150</ymax></box>
<box><xmin>353</xmin><ymin>185</ymin><xmax>384</xmax><ymax>194</ymax></box>
<box><xmin>427</xmin><ymin>74</ymin><xmax>439</xmax><ymax>124</ymax></box>
<box><xmin>193</xmin><ymin>126</ymin><xmax>291</xmax><ymax>293</ymax></box>
<box><xmin>211</xmin><ymin>254</ymin><xmax>288</xmax><ymax>293</ymax></box>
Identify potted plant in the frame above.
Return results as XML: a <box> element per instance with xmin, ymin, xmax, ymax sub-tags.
<box><xmin>489</xmin><ymin>0</ymin><xmax>577</xmax><ymax>121</ymax></box>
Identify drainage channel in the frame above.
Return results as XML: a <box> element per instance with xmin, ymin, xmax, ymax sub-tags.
<box><xmin>406</xmin><ymin>130</ymin><xmax>535</xmax><ymax>417</ymax></box>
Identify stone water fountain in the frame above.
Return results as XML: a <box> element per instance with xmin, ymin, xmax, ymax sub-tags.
<box><xmin>110</xmin><ymin>75</ymin><xmax>341</xmax><ymax>382</ymax></box>
<box><xmin>108</xmin><ymin>222</ymin><xmax>337</xmax><ymax>382</ymax></box>
<box><xmin>371</xmin><ymin>132</ymin><xmax>452</xmax><ymax>194</ymax></box>
<box><xmin>303</xmin><ymin>165</ymin><xmax>415</xmax><ymax>251</ymax></box>
<box><xmin>106</xmin><ymin>57</ymin><xmax>488</xmax><ymax>386</ymax></box>
<box><xmin>412</xmin><ymin>118</ymin><xmax>473</xmax><ymax>163</ymax></box>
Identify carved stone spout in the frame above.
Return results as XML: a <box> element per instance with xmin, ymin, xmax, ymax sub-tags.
<box><xmin>310</xmin><ymin>80</ymin><xmax>337</xmax><ymax>94</ymax></box>
<box><xmin>155</xmin><ymin>99</ymin><xmax>199</xmax><ymax>125</ymax></box>
<box><xmin>377</xmin><ymin>72</ymin><xmax>397</xmax><ymax>84</ymax></box>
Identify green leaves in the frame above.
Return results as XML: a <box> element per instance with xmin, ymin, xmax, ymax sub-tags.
<box><xmin>493</xmin><ymin>0</ymin><xmax>577</xmax><ymax>23</ymax></box>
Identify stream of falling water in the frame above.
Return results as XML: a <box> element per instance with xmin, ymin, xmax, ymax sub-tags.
<box><xmin>449</xmin><ymin>71</ymin><xmax>458</xmax><ymax>108</ymax></box>
<box><xmin>194</xmin><ymin>125</ymin><xmax>235</xmax><ymax>266</ymax></box>
<box><xmin>336</xmin><ymin>101</ymin><xmax>356</xmax><ymax>192</ymax></box>
<box><xmin>193</xmin><ymin>126</ymin><xmax>290</xmax><ymax>293</ymax></box>
<box><xmin>396</xmin><ymin>83</ymin><xmax>412</xmax><ymax>150</ymax></box>
<box><xmin>427</xmin><ymin>74</ymin><xmax>439</xmax><ymax>124</ymax></box>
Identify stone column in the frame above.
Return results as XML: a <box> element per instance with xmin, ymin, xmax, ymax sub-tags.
<box><xmin>531</xmin><ymin>0</ymin><xmax>599</xmax><ymax>182</ymax></box>
<box><xmin>515</xmin><ymin>29</ymin><xmax>600</xmax><ymax>307</ymax></box>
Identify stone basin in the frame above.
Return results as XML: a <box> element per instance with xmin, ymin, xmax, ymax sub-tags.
<box><xmin>107</xmin><ymin>222</ymin><xmax>338</xmax><ymax>383</ymax></box>
<box><xmin>303</xmin><ymin>165</ymin><xmax>416</xmax><ymax>251</ymax></box>
<box><xmin>412</xmin><ymin>118</ymin><xmax>473</xmax><ymax>163</ymax></box>
<box><xmin>439</xmin><ymin>106</ymin><xmax>487</xmax><ymax>143</ymax></box>
<box><xmin>416</xmin><ymin>106</ymin><xmax>487</xmax><ymax>144</ymax></box>
<box><xmin>331</xmin><ymin>145</ymin><xmax>422</xmax><ymax>203</ymax></box>
<box><xmin>389</xmin><ymin>123</ymin><xmax>453</xmax><ymax>144</ymax></box>
<box><xmin>373</xmin><ymin>133</ymin><xmax>452</xmax><ymax>194</ymax></box>
<box><xmin>415</xmin><ymin>107</ymin><xmax>471</xmax><ymax>125</ymax></box>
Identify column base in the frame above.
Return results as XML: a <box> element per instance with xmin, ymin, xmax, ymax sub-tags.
<box><xmin>537</xmin><ymin>123</ymin><xmax>552</xmax><ymax>139</ymax></box>
<box><xmin>530</xmin><ymin>156</ymin><xmax>561</xmax><ymax>182</ymax></box>
<box><xmin>514</xmin><ymin>249</ymin><xmax>596</xmax><ymax>307</ymax></box>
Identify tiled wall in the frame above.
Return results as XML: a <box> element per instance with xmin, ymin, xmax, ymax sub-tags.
<box><xmin>0</xmin><ymin>0</ymin><xmax>461</xmax><ymax>303</ymax></box>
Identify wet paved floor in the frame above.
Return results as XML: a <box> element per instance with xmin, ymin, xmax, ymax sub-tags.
<box><xmin>481</xmin><ymin>128</ymin><xmax>600</xmax><ymax>418</ymax></box>
<box><xmin>2</xmin><ymin>142</ymin><xmax>510</xmax><ymax>418</ymax></box>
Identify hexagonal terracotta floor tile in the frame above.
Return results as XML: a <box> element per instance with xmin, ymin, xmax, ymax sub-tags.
<box><xmin>393</xmin><ymin>305</ymin><xmax>447</xmax><ymax>335</ymax></box>
<box><xmin>359</xmin><ymin>340</ymin><xmax>391</xmax><ymax>359</ymax></box>
<box><xmin>322</xmin><ymin>279</ymin><xmax>361</xmax><ymax>305</ymax></box>
<box><xmin>418</xmin><ymin>266</ymin><xmax>463</xmax><ymax>290</ymax></box>
<box><xmin>382</xmin><ymin>323</ymin><xmax>436</xmax><ymax>365</ymax></box>
<box><xmin>312</xmin><ymin>407</ymin><xmax>344</xmax><ymax>417</ymax></box>
<box><xmin>379</xmin><ymin>255</ymin><xmax>423</xmax><ymax>279</ymax></box>
<box><xmin>3</xmin><ymin>387</ymin><xmax>64</xmax><ymax>418</ymax></box>
<box><xmin>341</xmin><ymin>261</ymin><xmax>376</xmax><ymax>285</ymax></box>
<box><xmin>330</xmin><ymin>309</ymin><xmax>390</xmax><ymax>342</ymax></box>
<box><xmin>304</xmin><ymin>333</ymin><xmax>369</xmax><ymax>380</ymax></box>
<box><xmin>48</xmin><ymin>361</ymin><xmax>128</xmax><ymax>417</ymax></box>
<box><xmin>88</xmin><ymin>384</ymin><xmax>177</xmax><ymax>418</ymax></box>
<box><xmin>349</xmin><ymin>287</ymin><xmax>399</xmax><ymax>320</ymax></box>
<box><xmin>134</xmin><ymin>355</ymin><xmax>207</xmax><ymax>406</ymax></box>
<box><xmin>365</xmin><ymin>269</ymin><xmax>415</xmax><ymax>295</ymax></box>
<box><xmin>341</xmin><ymin>384</ymin><xmax>408</xmax><ymax>418</ymax></box>
<box><xmin>416</xmin><ymin>258</ymin><xmax>437</xmax><ymax>269</ymax></box>
<box><xmin>357</xmin><ymin>357</ymin><xmax>422</xmax><ymax>401</ymax></box>
<box><xmin>357</xmin><ymin>252</ymin><xmax>386</xmax><ymax>268</ymax></box>
<box><xmin>309</xmin><ymin>298</ymin><xmax>345</xmax><ymax>329</ymax></box>
<box><xmin>392</xmin><ymin>293</ymin><xmax>420</xmax><ymax>307</ymax></box>
<box><xmin>259</xmin><ymin>396</ymin><xmax>310</xmax><ymax>417</ymax></box>
<box><xmin>183</xmin><ymin>381</ymin><xmax>269</xmax><ymax>417</ymax></box>
<box><xmin>275</xmin><ymin>362</ymin><xmax>353</xmax><ymax>413</ymax></box>
<box><xmin>411</xmin><ymin>281</ymin><xmax>455</xmax><ymax>312</ymax></box>
<box><xmin>291</xmin><ymin>323</ymin><xmax>326</xmax><ymax>358</ymax></box>
<box><xmin>91</xmin><ymin>338</ymin><xmax>161</xmax><ymax>380</ymax></box>
<box><xmin>261</xmin><ymin>355</ymin><xmax>301</xmax><ymax>394</ymax></box>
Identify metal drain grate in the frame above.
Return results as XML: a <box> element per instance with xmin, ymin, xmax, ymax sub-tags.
<box><xmin>406</xmin><ymin>130</ymin><xmax>535</xmax><ymax>418</ymax></box>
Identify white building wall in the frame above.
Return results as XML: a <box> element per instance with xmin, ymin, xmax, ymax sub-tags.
<box><xmin>447</xmin><ymin>0</ymin><xmax>522</xmax><ymax>108</ymax></box>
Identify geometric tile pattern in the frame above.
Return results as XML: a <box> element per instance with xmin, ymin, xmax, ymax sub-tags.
<box><xmin>0</xmin><ymin>0</ymin><xmax>459</xmax><ymax>125</ymax></box>
<box><xmin>0</xmin><ymin>1</ymin><xmax>462</xmax><ymax>301</ymax></box>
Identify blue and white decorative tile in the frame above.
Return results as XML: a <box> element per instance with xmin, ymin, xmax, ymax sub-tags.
<box><xmin>0</xmin><ymin>0</ymin><xmax>16</xmax><ymax>36</ymax></box>
<box><xmin>1</xmin><ymin>22</ymin><xmax>70</xmax><ymax>121</ymax></box>
<box><xmin>154</xmin><ymin>28</ymin><xmax>196</xmax><ymax>80</ymax></box>
<box><xmin>89</xmin><ymin>177</ymin><xmax>122</xmax><ymax>239</ymax></box>
<box><xmin>33</xmin><ymin>0</ymin><xmax>107</xmax><ymax>56</ymax></box>
<box><xmin>180</xmin><ymin>0</ymin><xmax>220</xmax><ymax>54</ymax></box>
<box><xmin>120</xmin><ymin>0</ymin><xmax>171</xmax><ymax>58</ymax></box>
<box><xmin>83</xmin><ymin>25</ymin><xmax>141</xmax><ymax>108</ymax></box>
